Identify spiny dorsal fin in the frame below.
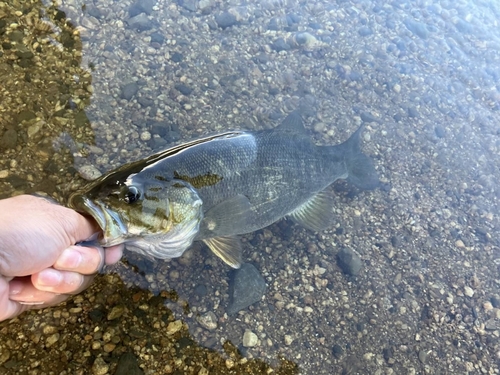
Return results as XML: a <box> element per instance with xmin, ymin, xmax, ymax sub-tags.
<box><xmin>287</xmin><ymin>190</ymin><xmax>334</xmax><ymax>232</ymax></box>
<box><xmin>275</xmin><ymin>110</ymin><xmax>307</xmax><ymax>134</ymax></box>
<box><xmin>203</xmin><ymin>236</ymin><xmax>242</xmax><ymax>268</ymax></box>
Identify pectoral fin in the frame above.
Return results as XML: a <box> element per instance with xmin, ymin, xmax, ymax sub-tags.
<box><xmin>288</xmin><ymin>191</ymin><xmax>334</xmax><ymax>232</ymax></box>
<box><xmin>203</xmin><ymin>236</ymin><xmax>242</xmax><ymax>269</ymax></box>
<box><xmin>199</xmin><ymin>194</ymin><xmax>254</xmax><ymax>237</ymax></box>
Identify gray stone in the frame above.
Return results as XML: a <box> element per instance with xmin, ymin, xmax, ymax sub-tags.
<box><xmin>242</xmin><ymin>330</ymin><xmax>258</xmax><ymax>347</ymax></box>
<box><xmin>115</xmin><ymin>352</ymin><xmax>144</xmax><ymax>375</ymax></box>
<box><xmin>0</xmin><ymin>129</ymin><xmax>17</xmax><ymax>149</ymax></box>
<box><xmin>271</xmin><ymin>38</ymin><xmax>290</xmax><ymax>52</ymax></box>
<box><xmin>127</xmin><ymin>13</ymin><xmax>154</xmax><ymax>31</ymax></box>
<box><xmin>337</xmin><ymin>247</ymin><xmax>363</xmax><ymax>276</ymax></box>
<box><xmin>8</xmin><ymin>30</ymin><xmax>24</xmax><ymax>43</ymax></box>
<box><xmin>196</xmin><ymin>311</ymin><xmax>218</xmax><ymax>330</ymax></box>
<box><xmin>403</xmin><ymin>18</ymin><xmax>429</xmax><ymax>39</ymax></box>
<box><xmin>227</xmin><ymin>263</ymin><xmax>266</xmax><ymax>315</ymax></box>
<box><xmin>178</xmin><ymin>0</ymin><xmax>197</xmax><ymax>12</ymax></box>
<box><xmin>129</xmin><ymin>0</ymin><xmax>156</xmax><ymax>17</ymax></box>
<box><xmin>175</xmin><ymin>83</ymin><xmax>192</xmax><ymax>95</ymax></box>
<box><xmin>121</xmin><ymin>82</ymin><xmax>139</xmax><ymax>100</ymax></box>
<box><xmin>215</xmin><ymin>12</ymin><xmax>238</xmax><ymax>29</ymax></box>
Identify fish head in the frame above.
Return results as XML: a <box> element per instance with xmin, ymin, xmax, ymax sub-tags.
<box><xmin>69</xmin><ymin>176</ymin><xmax>203</xmax><ymax>256</ymax></box>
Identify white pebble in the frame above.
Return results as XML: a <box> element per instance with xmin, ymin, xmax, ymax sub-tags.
<box><xmin>464</xmin><ymin>286</ymin><xmax>474</xmax><ymax>297</ymax></box>
<box><xmin>140</xmin><ymin>131</ymin><xmax>151</xmax><ymax>141</ymax></box>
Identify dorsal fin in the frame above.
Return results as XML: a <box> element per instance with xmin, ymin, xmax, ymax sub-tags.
<box><xmin>275</xmin><ymin>110</ymin><xmax>307</xmax><ymax>134</ymax></box>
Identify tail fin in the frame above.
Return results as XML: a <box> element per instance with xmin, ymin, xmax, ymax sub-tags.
<box><xmin>339</xmin><ymin>125</ymin><xmax>379</xmax><ymax>190</ymax></box>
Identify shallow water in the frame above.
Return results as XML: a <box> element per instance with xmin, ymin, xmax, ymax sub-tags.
<box><xmin>1</xmin><ymin>0</ymin><xmax>500</xmax><ymax>374</ymax></box>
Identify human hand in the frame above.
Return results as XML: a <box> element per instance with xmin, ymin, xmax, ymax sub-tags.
<box><xmin>0</xmin><ymin>194</ymin><xmax>123</xmax><ymax>321</ymax></box>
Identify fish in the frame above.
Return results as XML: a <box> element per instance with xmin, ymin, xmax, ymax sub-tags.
<box><xmin>68</xmin><ymin>111</ymin><xmax>379</xmax><ymax>268</ymax></box>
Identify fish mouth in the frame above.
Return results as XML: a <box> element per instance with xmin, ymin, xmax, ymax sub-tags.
<box><xmin>70</xmin><ymin>194</ymin><xmax>128</xmax><ymax>246</ymax></box>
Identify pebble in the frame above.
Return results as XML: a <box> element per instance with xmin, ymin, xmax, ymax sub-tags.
<box><xmin>196</xmin><ymin>311</ymin><xmax>218</xmax><ymax>331</ymax></box>
<box><xmin>215</xmin><ymin>12</ymin><xmax>238</xmax><ymax>29</ymax></box>
<box><xmin>418</xmin><ymin>349</ymin><xmax>429</xmax><ymax>364</ymax></box>
<box><xmin>0</xmin><ymin>348</ymin><xmax>10</xmax><ymax>365</ymax></box>
<box><xmin>0</xmin><ymin>170</ymin><xmax>9</xmax><ymax>179</ymax></box>
<box><xmin>227</xmin><ymin>263</ymin><xmax>267</xmax><ymax>315</ymax></box>
<box><xmin>46</xmin><ymin>333</ymin><xmax>60</xmax><ymax>347</ymax></box>
<box><xmin>284</xmin><ymin>335</ymin><xmax>294</xmax><ymax>345</ymax></box>
<box><xmin>127</xmin><ymin>13</ymin><xmax>154</xmax><ymax>31</ymax></box>
<box><xmin>243</xmin><ymin>330</ymin><xmax>258</xmax><ymax>347</ymax></box>
<box><xmin>0</xmin><ymin>128</ymin><xmax>17</xmax><ymax>149</ymax></box>
<box><xmin>464</xmin><ymin>286</ymin><xmax>474</xmax><ymax>297</ymax></box>
<box><xmin>140</xmin><ymin>131</ymin><xmax>151</xmax><ymax>141</ymax></box>
<box><xmin>107</xmin><ymin>305</ymin><xmax>125</xmax><ymax>320</ymax></box>
<box><xmin>92</xmin><ymin>357</ymin><xmax>109</xmax><ymax>375</ymax></box>
<box><xmin>78</xmin><ymin>164</ymin><xmax>102</xmax><ymax>180</ymax></box>
<box><xmin>167</xmin><ymin>320</ymin><xmax>183</xmax><ymax>335</ymax></box>
<box><xmin>115</xmin><ymin>352</ymin><xmax>144</xmax><ymax>375</ymax></box>
<box><xmin>337</xmin><ymin>247</ymin><xmax>363</xmax><ymax>276</ymax></box>
<box><xmin>404</xmin><ymin>18</ymin><xmax>430</xmax><ymax>39</ymax></box>
<box><xmin>121</xmin><ymin>82</ymin><xmax>139</xmax><ymax>100</ymax></box>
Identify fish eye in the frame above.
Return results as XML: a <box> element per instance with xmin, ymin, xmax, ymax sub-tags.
<box><xmin>123</xmin><ymin>185</ymin><xmax>141</xmax><ymax>204</ymax></box>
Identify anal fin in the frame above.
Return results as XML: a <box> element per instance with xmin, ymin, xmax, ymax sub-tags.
<box><xmin>287</xmin><ymin>190</ymin><xmax>334</xmax><ymax>232</ymax></box>
<box><xmin>203</xmin><ymin>236</ymin><xmax>242</xmax><ymax>269</ymax></box>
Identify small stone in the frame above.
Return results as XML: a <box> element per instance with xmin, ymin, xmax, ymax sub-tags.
<box><xmin>455</xmin><ymin>240</ymin><xmax>465</xmax><ymax>248</ymax></box>
<box><xmin>92</xmin><ymin>357</ymin><xmax>109</xmax><ymax>375</ymax></box>
<box><xmin>485</xmin><ymin>319</ymin><xmax>500</xmax><ymax>331</ymax></box>
<box><xmin>418</xmin><ymin>349</ymin><xmax>429</xmax><ymax>364</ymax></box>
<box><xmin>78</xmin><ymin>165</ymin><xmax>102</xmax><ymax>180</ymax></box>
<box><xmin>197</xmin><ymin>311</ymin><xmax>218</xmax><ymax>331</ymax></box>
<box><xmin>8</xmin><ymin>30</ymin><xmax>24</xmax><ymax>42</ymax></box>
<box><xmin>42</xmin><ymin>325</ymin><xmax>58</xmax><ymax>335</ymax></box>
<box><xmin>215</xmin><ymin>12</ymin><xmax>238</xmax><ymax>29</ymax></box>
<box><xmin>127</xmin><ymin>13</ymin><xmax>154</xmax><ymax>31</ymax></box>
<box><xmin>284</xmin><ymin>335</ymin><xmax>294</xmax><ymax>345</ymax></box>
<box><xmin>167</xmin><ymin>320</ymin><xmax>183</xmax><ymax>335</ymax></box>
<box><xmin>27</xmin><ymin>122</ymin><xmax>42</xmax><ymax>137</ymax></box>
<box><xmin>243</xmin><ymin>330</ymin><xmax>258</xmax><ymax>347</ymax></box>
<box><xmin>0</xmin><ymin>129</ymin><xmax>17</xmax><ymax>149</ymax></box>
<box><xmin>332</xmin><ymin>344</ymin><xmax>343</xmax><ymax>358</ymax></box>
<box><xmin>140</xmin><ymin>131</ymin><xmax>151</xmax><ymax>141</ymax></box>
<box><xmin>0</xmin><ymin>169</ymin><xmax>10</xmax><ymax>179</ymax></box>
<box><xmin>404</xmin><ymin>18</ymin><xmax>429</xmax><ymax>39</ymax></box>
<box><xmin>0</xmin><ymin>348</ymin><xmax>10</xmax><ymax>364</ymax></box>
<box><xmin>393</xmin><ymin>83</ymin><xmax>401</xmax><ymax>93</ymax></box>
<box><xmin>115</xmin><ymin>352</ymin><xmax>144</xmax><ymax>375</ymax></box>
<box><xmin>464</xmin><ymin>286</ymin><xmax>474</xmax><ymax>297</ymax></box>
<box><xmin>271</xmin><ymin>37</ymin><xmax>291</xmax><ymax>52</ymax></box>
<box><xmin>175</xmin><ymin>83</ymin><xmax>192</xmax><ymax>96</ymax></box>
<box><xmin>15</xmin><ymin>44</ymin><xmax>34</xmax><ymax>59</ymax></box>
<box><xmin>121</xmin><ymin>82</ymin><xmax>139</xmax><ymax>100</ymax></box>
<box><xmin>46</xmin><ymin>333</ymin><xmax>60</xmax><ymax>347</ymax></box>
<box><xmin>491</xmin><ymin>296</ymin><xmax>500</xmax><ymax>308</ymax></box>
<box><xmin>103</xmin><ymin>343</ymin><xmax>116</xmax><ymax>353</ymax></box>
<box><xmin>358</xmin><ymin>26</ymin><xmax>373</xmax><ymax>36</ymax></box>
<box><xmin>337</xmin><ymin>247</ymin><xmax>363</xmax><ymax>276</ymax></box>
<box><xmin>107</xmin><ymin>305</ymin><xmax>125</xmax><ymax>320</ymax></box>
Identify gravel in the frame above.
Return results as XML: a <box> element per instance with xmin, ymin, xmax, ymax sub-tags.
<box><xmin>1</xmin><ymin>0</ymin><xmax>500</xmax><ymax>374</ymax></box>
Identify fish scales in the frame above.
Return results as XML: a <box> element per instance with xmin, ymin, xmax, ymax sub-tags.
<box><xmin>69</xmin><ymin>111</ymin><xmax>378</xmax><ymax>268</ymax></box>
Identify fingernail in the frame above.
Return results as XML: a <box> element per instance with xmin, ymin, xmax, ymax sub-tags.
<box><xmin>9</xmin><ymin>279</ymin><xmax>24</xmax><ymax>295</ymax></box>
<box><xmin>37</xmin><ymin>269</ymin><xmax>63</xmax><ymax>287</ymax></box>
<box><xmin>57</xmin><ymin>248</ymin><xmax>82</xmax><ymax>270</ymax></box>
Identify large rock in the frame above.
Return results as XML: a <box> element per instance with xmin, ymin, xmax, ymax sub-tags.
<box><xmin>227</xmin><ymin>263</ymin><xmax>266</xmax><ymax>315</ymax></box>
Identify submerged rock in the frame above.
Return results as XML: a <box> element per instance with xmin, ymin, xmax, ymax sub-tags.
<box><xmin>227</xmin><ymin>263</ymin><xmax>266</xmax><ymax>315</ymax></box>
<box><xmin>337</xmin><ymin>247</ymin><xmax>363</xmax><ymax>276</ymax></box>
<box><xmin>115</xmin><ymin>352</ymin><xmax>144</xmax><ymax>375</ymax></box>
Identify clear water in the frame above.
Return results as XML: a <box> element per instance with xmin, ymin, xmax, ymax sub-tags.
<box><xmin>1</xmin><ymin>0</ymin><xmax>500</xmax><ymax>374</ymax></box>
